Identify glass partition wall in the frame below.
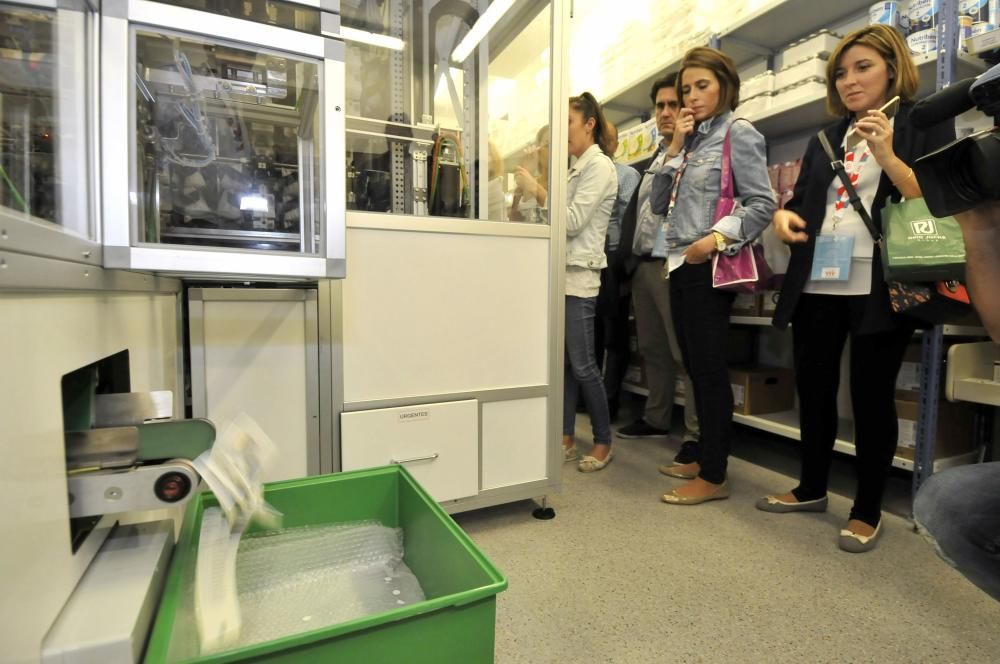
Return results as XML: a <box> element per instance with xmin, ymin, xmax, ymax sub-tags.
<box><xmin>342</xmin><ymin>0</ymin><xmax>554</xmax><ymax>224</ymax></box>
<box><xmin>0</xmin><ymin>1</ymin><xmax>97</xmax><ymax>257</ymax></box>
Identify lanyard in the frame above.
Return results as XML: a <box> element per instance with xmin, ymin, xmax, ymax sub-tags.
<box><xmin>667</xmin><ymin>151</ymin><xmax>692</xmax><ymax>211</ymax></box>
<box><xmin>832</xmin><ymin>140</ymin><xmax>872</xmax><ymax>227</ymax></box>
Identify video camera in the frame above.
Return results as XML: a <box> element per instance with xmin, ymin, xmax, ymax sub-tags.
<box><xmin>911</xmin><ymin>61</ymin><xmax>1000</xmax><ymax>217</ymax></box>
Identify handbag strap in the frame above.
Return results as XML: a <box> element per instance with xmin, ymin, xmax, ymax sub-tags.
<box><xmin>816</xmin><ymin>129</ymin><xmax>883</xmax><ymax>245</ymax></box>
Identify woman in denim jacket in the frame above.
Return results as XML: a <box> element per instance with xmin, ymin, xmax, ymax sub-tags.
<box><xmin>556</xmin><ymin>92</ymin><xmax>619</xmax><ymax>472</ymax></box>
<box><xmin>650</xmin><ymin>48</ymin><xmax>776</xmax><ymax>504</ymax></box>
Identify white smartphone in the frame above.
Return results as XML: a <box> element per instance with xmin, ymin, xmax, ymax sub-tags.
<box><xmin>845</xmin><ymin>95</ymin><xmax>901</xmax><ymax>150</ymax></box>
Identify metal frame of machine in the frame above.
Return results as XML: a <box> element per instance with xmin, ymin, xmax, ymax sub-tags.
<box><xmin>100</xmin><ymin>0</ymin><xmax>347</xmax><ymax>279</ymax></box>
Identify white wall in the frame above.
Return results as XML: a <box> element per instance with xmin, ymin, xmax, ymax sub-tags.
<box><xmin>0</xmin><ymin>292</ymin><xmax>179</xmax><ymax>662</ymax></box>
<box><xmin>341</xmin><ymin>227</ymin><xmax>550</xmax><ymax>403</ymax></box>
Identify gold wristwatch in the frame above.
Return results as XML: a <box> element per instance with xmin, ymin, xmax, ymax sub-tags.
<box><xmin>712</xmin><ymin>231</ymin><xmax>727</xmax><ymax>252</ymax></box>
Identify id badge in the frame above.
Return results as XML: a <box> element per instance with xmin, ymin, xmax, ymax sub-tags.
<box><xmin>810</xmin><ymin>234</ymin><xmax>854</xmax><ymax>281</ymax></box>
<box><xmin>651</xmin><ymin>221</ymin><xmax>668</xmax><ymax>258</ymax></box>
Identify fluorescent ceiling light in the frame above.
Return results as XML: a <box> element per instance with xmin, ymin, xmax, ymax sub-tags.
<box><xmin>340</xmin><ymin>25</ymin><xmax>405</xmax><ymax>51</ymax></box>
<box><xmin>451</xmin><ymin>0</ymin><xmax>516</xmax><ymax>63</ymax></box>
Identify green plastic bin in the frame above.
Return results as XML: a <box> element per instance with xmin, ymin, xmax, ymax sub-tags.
<box><xmin>144</xmin><ymin>465</ymin><xmax>507</xmax><ymax>663</ymax></box>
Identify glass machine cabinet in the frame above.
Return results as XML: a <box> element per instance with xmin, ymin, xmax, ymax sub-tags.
<box><xmin>101</xmin><ymin>0</ymin><xmax>346</xmax><ymax>279</ymax></box>
<box><xmin>0</xmin><ymin>0</ymin><xmax>98</xmax><ymax>262</ymax></box>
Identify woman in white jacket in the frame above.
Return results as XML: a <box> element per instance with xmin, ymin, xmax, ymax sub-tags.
<box><xmin>560</xmin><ymin>92</ymin><xmax>618</xmax><ymax>471</ymax></box>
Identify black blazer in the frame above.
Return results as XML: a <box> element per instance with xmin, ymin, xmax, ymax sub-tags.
<box><xmin>772</xmin><ymin>104</ymin><xmax>955</xmax><ymax>333</ymax></box>
<box><xmin>610</xmin><ymin>152</ymin><xmax>658</xmax><ymax>278</ymax></box>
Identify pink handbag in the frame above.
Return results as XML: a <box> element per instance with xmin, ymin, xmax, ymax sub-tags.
<box><xmin>710</xmin><ymin>122</ymin><xmax>772</xmax><ymax>293</ymax></box>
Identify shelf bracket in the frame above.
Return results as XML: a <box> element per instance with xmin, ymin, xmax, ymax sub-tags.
<box><xmin>913</xmin><ymin>325</ymin><xmax>945</xmax><ymax>502</ymax></box>
<box><xmin>936</xmin><ymin>0</ymin><xmax>960</xmax><ymax>89</ymax></box>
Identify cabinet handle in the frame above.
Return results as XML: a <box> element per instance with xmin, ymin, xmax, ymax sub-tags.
<box><xmin>391</xmin><ymin>452</ymin><xmax>440</xmax><ymax>465</ymax></box>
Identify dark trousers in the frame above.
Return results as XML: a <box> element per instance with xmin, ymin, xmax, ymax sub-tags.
<box><xmin>594</xmin><ymin>267</ymin><xmax>631</xmax><ymax>405</ymax></box>
<box><xmin>791</xmin><ymin>294</ymin><xmax>914</xmax><ymax>527</ymax></box>
<box><xmin>669</xmin><ymin>262</ymin><xmax>735</xmax><ymax>484</ymax></box>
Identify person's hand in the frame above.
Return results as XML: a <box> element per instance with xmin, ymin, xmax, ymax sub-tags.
<box><xmin>683</xmin><ymin>234</ymin><xmax>717</xmax><ymax>264</ymax></box>
<box><xmin>773</xmin><ymin>209</ymin><xmax>809</xmax><ymax>244</ymax></box>
<box><xmin>514</xmin><ymin>166</ymin><xmax>537</xmax><ymax>196</ymax></box>
<box><xmin>854</xmin><ymin>109</ymin><xmax>895</xmax><ymax>165</ymax></box>
<box><xmin>668</xmin><ymin>108</ymin><xmax>695</xmax><ymax>156</ymax></box>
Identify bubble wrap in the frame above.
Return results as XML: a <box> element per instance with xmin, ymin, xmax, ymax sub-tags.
<box><xmin>201</xmin><ymin>520</ymin><xmax>425</xmax><ymax>654</ymax></box>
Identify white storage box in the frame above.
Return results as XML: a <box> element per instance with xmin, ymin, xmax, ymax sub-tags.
<box><xmin>775</xmin><ymin>55</ymin><xmax>828</xmax><ymax>91</ymax></box>
<box><xmin>772</xmin><ymin>77</ymin><xmax>827</xmax><ymax>107</ymax></box>
<box><xmin>967</xmin><ymin>26</ymin><xmax>1000</xmax><ymax>53</ymax></box>
<box><xmin>741</xmin><ymin>71</ymin><xmax>775</xmax><ymax>100</ymax></box>
<box><xmin>781</xmin><ymin>29</ymin><xmax>841</xmax><ymax>66</ymax></box>
<box><xmin>735</xmin><ymin>93</ymin><xmax>773</xmax><ymax>120</ymax></box>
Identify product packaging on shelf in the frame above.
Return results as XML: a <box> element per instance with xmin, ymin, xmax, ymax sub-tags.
<box><xmin>906</xmin><ymin>0</ymin><xmax>940</xmax><ymax>54</ymax></box>
<box><xmin>895</xmin><ymin>399</ymin><xmax>977</xmax><ymax>460</ymax></box>
<box><xmin>772</xmin><ymin>77</ymin><xmax>827</xmax><ymax>108</ymax></box>
<box><xmin>760</xmin><ymin>289</ymin><xmax>781</xmax><ymax>316</ymax></box>
<box><xmin>735</xmin><ymin>93</ymin><xmax>773</xmax><ymax>120</ymax></box>
<box><xmin>781</xmin><ymin>29</ymin><xmax>842</xmax><ymax>67</ymax></box>
<box><xmin>742</xmin><ymin>71</ymin><xmax>776</xmax><ymax>100</ymax></box>
<box><xmin>731</xmin><ymin>292</ymin><xmax>762</xmax><ymax>317</ymax></box>
<box><xmin>775</xmin><ymin>55</ymin><xmax>829</xmax><ymax>91</ymax></box>
<box><xmin>870</xmin><ymin>1</ymin><xmax>907</xmax><ymax>30</ymax></box>
<box><xmin>730</xmin><ymin>367</ymin><xmax>796</xmax><ymax>416</ymax></box>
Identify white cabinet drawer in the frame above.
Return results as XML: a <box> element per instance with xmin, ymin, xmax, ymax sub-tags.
<box><xmin>340</xmin><ymin>400</ymin><xmax>479</xmax><ymax>502</ymax></box>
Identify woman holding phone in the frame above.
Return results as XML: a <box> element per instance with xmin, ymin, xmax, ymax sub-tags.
<box><xmin>650</xmin><ymin>47</ymin><xmax>776</xmax><ymax>504</ymax></box>
<box><xmin>756</xmin><ymin>25</ymin><xmax>955</xmax><ymax>552</ymax></box>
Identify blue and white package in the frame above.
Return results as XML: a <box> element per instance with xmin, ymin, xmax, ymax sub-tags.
<box><xmin>960</xmin><ymin>0</ymin><xmax>990</xmax><ymax>23</ymax></box>
<box><xmin>907</xmin><ymin>0</ymin><xmax>939</xmax><ymax>35</ymax></box>
<box><xmin>869</xmin><ymin>2</ymin><xmax>901</xmax><ymax>28</ymax></box>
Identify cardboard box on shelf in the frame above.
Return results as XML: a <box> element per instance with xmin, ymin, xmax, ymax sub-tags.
<box><xmin>894</xmin><ymin>398</ymin><xmax>977</xmax><ymax>460</ymax></box>
<box><xmin>730</xmin><ymin>366</ymin><xmax>795</xmax><ymax>415</ymax></box>
<box><xmin>732</xmin><ymin>292</ymin><xmax>762</xmax><ymax>317</ymax></box>
<box><xmin>895</xmin><ymin>342</ymin><xmax>923</xmax><ymax>400</ymax></box>
<box><xmin>761</xmin><ymin>289</ymin><xmax>781</xmax><ymax>316</ymax></box>
<box><xmin>624</xmin><ymin>363</ymin><xmax>646</xmax><ymax>390</ymax></box>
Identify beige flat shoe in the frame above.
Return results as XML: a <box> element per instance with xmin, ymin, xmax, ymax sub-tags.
<box><xmin>658</xmin><ymin>462</ymin><xmax>700</xmax><ymax>480</ymax></box>
<box><xmin>839</xmin><ymin>519</ymin><xmax>883</xmax><ymax>553</ymax></box>
<box><xmin>563</xmin><ymin>444</ymin><xmax>579</xmax><ymax>462</ymax></box>
<box><xmin>661</xmin><ymin>481</ymin><xmax>730</xmax><ymax>505</ymax></box>
<box><xmin>578</xmin><ymin>448</ymin><xmax>613</xmax><ymax>473</ymax></box>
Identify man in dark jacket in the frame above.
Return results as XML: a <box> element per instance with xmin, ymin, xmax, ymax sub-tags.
<box><xmin>612</xmin><ymin>74</ymin><xmax>700</xmax><ymax>464</ymax></box>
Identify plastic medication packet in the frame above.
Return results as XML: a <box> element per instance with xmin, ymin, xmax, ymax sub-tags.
<box><xmin>192</xmin><ymin>413</ymin><xmax>282</xmax><ymax>653</ymax></box>
<box><xmin>192</xmin><ymin>412</ymin><xmax>282</xmax><ymax>530</ymax></box>
<box><xmin>195</xmin><ymin>508</ymin><xmax>244</xmax><ymax>653</ymax></box>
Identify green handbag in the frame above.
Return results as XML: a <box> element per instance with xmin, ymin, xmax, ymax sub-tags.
<box><xmin>880</xmin><ymin>197</ymin><xmax>966</xmax><ymax>282</ymax></box>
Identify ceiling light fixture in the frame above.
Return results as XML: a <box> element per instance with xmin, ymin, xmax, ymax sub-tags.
<box><xmin>451</xmin><ymin>0</ymin><xmax>516</xmax><ymax>63</ymax></box>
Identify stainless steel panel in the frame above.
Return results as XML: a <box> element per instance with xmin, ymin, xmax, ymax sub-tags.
<box><xmin>64</xmin><ymin>427</ymin><xmax>140</xmax><ymax>470</ymax></box>
<box><xmin>126</xmin><ymin>0</ymin><xmax>326</xmax><ymax>58</ymax></box>
<box><xmin>66</xmin><ymin>461</ymin><xmax>198</xmax><ymax>518</ymax></box>
<box><xmin>93</xmin><ymin>391</ymin><xmax>173</xmax><ymax>426</ymax></box>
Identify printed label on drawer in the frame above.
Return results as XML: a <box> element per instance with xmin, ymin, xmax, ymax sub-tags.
<box><xmin>398</xmin><ymin>409</ymin><xmax>431</xmax><ymax>422</ymax></box>
<box><xmin>731</xmin><ymin>383</ymin><xmax>746</xmax><ymax>408</ymax></box>
<box><xmin>897</xmin><ymin>418</ymin><xmax>917</xmax><ymax>448</ymax></box>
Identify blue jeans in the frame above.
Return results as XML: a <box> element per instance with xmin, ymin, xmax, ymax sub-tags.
<box><xmin>914</xmin><ymin>463</ymin><xmax>1000</xmax><ymax>602</ymax></box>
<box><xmin>564</xmin><ymin>296</ymin><xmax>611</xmax><ymax>445</ymax></box>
